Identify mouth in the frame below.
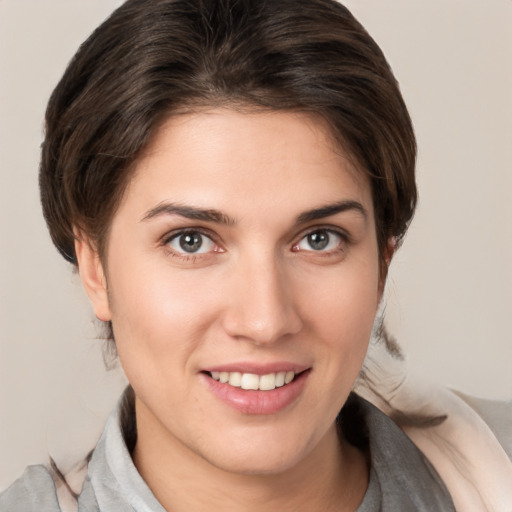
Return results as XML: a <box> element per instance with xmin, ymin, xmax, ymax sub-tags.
<box><xmin>204</xmin><ymin>370</ymin><xmax>303</xmax><ymax>391</ymax></box>
<box><xmin>201</xmin><ymin>365</ymin><xmax>311</xmax><ymax>414</ymax></box>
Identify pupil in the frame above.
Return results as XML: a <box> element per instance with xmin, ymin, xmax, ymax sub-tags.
<box><xmin>179</xmin><ymin>233</ymin><xmax>202</xmax><ymax>253</ymax></box>
<box><xmin>308</xmin><ymin>231</ymin><xmax>329</xmax><ymax>250</ymax></box>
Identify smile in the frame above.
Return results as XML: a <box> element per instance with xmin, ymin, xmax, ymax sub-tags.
<box><xmin>209</xmin><ymin>371</ymin><xmax>296</xmax><ymax>391</ymax></box>
<box><xmin>202</xmin><ymin>368</ymin><xmax>310</xmax><ymax>415</ymax></box>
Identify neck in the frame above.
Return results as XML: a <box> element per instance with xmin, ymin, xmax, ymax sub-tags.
<box><xmin>132</xmin><ymin>398</ymin><xmax>368</xmax><ymax>512</ymax></box>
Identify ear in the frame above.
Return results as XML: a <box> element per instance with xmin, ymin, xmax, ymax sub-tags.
<box><xmin>74</xmin><ymin>231</ymin><xmax>112</xmax><ymax>322</ymax></box>
<box><xmin>378</xmin><ymin>237</ymin><xmax>396</xmax><ymax>298</ymax></box>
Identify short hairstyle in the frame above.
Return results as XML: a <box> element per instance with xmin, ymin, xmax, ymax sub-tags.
<box><xmin>40</xmin><ymin>0</ymin><xmax>417</xmax><ymax>268</ymax></box>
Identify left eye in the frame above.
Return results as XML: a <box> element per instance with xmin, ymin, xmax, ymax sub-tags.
<box><xmin>167</xmin><ymin>231</ymin><xmax>217</xmax><ymax>254</ymax></box>
<box><xmin>294</xmin><ymin>229</ymin><xmax>343</xmax><ymax>252</ymax></box>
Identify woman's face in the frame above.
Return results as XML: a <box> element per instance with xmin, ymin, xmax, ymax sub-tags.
<box><xmin>79</xmin><ymin>109</ymin><xmax>383</xmax><ymax>475</ymax></box>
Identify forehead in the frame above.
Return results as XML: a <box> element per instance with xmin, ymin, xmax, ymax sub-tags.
<box><xmin>121</xmin><ymin>108</ymin><xmax>373</xmax><ymax>222</ymax></box>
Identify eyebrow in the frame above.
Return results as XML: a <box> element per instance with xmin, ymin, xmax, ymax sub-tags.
<box><xmin>296</xmin><ymin>200</ymin><xmax>368</xmax><ymax>224</ymax></box>
<box><xmin>141</xmin><ymin>199</ymin><xmax>367</xmax><ymax>226</ymax></box>
<box><xmin>141</xmin><ymin>202</ymin><xmax>236</xmax><ymax>225</ymax></box>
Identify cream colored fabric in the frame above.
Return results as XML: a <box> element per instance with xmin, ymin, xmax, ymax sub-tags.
<box><xmin>53</xmin><ymin>463</ymin><xmax>88</xmax><ymax>512</ymax></box>
<box><xmin>354</xmin><ymin>334</ymin><xmax>512</xmax><ymax>512</ymax></box>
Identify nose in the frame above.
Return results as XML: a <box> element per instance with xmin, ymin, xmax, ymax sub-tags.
<box><xmin>221</xmin><ymin>253</ymin><xmax>302</xmax><ymax>345</ymax></box>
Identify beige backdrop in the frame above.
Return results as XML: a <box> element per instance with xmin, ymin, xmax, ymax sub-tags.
<box><xmin>1</xmin><ymin>0</ymin><xmax>511</xmax><ymax>490</ymax></box>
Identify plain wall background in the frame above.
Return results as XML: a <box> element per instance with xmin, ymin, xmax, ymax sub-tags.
<box><xmin>1</xmin><ymin>0</ymin><xmax>511</xmax><ymax>490</ymax></box>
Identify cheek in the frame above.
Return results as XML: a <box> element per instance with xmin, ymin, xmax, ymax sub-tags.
<box><xmin>297</xmin><ymin>251</ymin><xmax>381</xmax><ymax>373</ymax></box>
<box><xmin>105</xmin><ymin>256</ymin><xmax>214</xmax><ymax>366</ymax></box>
<box><xmin>301</xmin><ymin>254</ymin><xmax>381</xmax><ymax>330</ymax></box>
<box><xmin>289</xmin><ymin>259</ymin><xmax>380</xmax><ymax>432</ymax></box>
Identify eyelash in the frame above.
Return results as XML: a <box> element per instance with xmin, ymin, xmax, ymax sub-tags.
<box><xmin>161</xmin><ymin>228</ymin><xmax>223</xmax><ymax>261</ymax></box>
<box><xmin>160</xmin><ymin>226</ymin><xmax>350</xmax><ymax>261</ymax></box>
<box><xmin>291</xmin><ymin>227</ymin><xmax>350</xmax><ymax>256</ymax></box>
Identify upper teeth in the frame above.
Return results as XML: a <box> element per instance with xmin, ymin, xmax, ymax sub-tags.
<box><xmin>210</xmin><ymin>371</ymin><xmax>296</xmax><ymax>391</ymax></box>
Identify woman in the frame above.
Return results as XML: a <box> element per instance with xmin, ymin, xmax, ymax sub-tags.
<box><xmin>1</xmin><ymin>1</ymin><xmax>510</xmax><ymax>510</ymax></box>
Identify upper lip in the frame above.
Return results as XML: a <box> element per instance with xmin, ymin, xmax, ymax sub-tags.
<box><xmin>202</xmin><ymin>362</ymin><xmax>310</xmax><ymax>375</ymax></box>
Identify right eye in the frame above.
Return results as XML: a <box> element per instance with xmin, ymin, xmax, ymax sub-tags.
<box><xmin>167</xmin><ymin>230</ymin><xmax>218</xmax><ymax>255</ymax></box>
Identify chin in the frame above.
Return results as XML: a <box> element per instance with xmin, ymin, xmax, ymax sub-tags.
<box><xmin>204</xmin><ymin>448</ymin><xmax>306</xmax><ymax>477</ymax></box>
<box><xmin>195</xmin><ymin>425</ymin><xmax>320</xmax><ymax>477</ymax></box>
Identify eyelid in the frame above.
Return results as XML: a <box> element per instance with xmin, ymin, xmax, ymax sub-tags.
<box><xmin>291</xmin><ymin>225</ymin><xmax>351</xmax><ymax>254</ymax></box>
<box><xmin>295</xmin><ymin>224</ymin><xmax>351</xmax><ymax>243</ymax></box>
<box><xmin>160</xmin><ymin>227</ymin><xmax>225</xmax><ymax>260</ymax></box>
<box><xmin>161</xmin><ymin>226</ymin><xmax>220</xmax><ymax>245</ymax></box>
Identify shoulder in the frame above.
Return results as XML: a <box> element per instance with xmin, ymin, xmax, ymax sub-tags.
<box><xmin>456</xmin><ymin>391</ymin><xmax>512</xmax><ymax>460</ymax></box>
<box><xmin>0</xmin><ymin>465</ymin><xmax>61</xmax><ymax>512</ymax></box>
<box><xmin>353</xmin><ymin>334</ymin><xmax>512</xmax><ymax>510</ymax></box>
<box><xmin>342</xmin><ymin>394</ymin><xmax>457</xmax><ymax>511</ymax></box>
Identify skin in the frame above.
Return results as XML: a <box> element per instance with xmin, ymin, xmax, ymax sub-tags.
<box><xmin>76</xmin><ymin>109</ymin><xmax>387</xmax><ymax>511</ymax></box>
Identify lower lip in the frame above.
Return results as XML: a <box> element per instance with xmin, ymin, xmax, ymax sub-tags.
<box><xmin>202</xmin><ymin>371</ymin><xmax>310</xmax><ymax>415</ymax></box>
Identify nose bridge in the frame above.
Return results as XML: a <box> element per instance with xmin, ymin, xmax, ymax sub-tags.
<box><xmin>223</xmin><ymin>249</ymin><xmax>302</xmax><ymax>344</ymax></box>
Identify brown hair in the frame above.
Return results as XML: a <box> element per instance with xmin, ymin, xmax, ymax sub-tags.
<box><xmin>40</xmin><ymin>0</ymin><xmax>416</xmax><ymax>269</ymax></box>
